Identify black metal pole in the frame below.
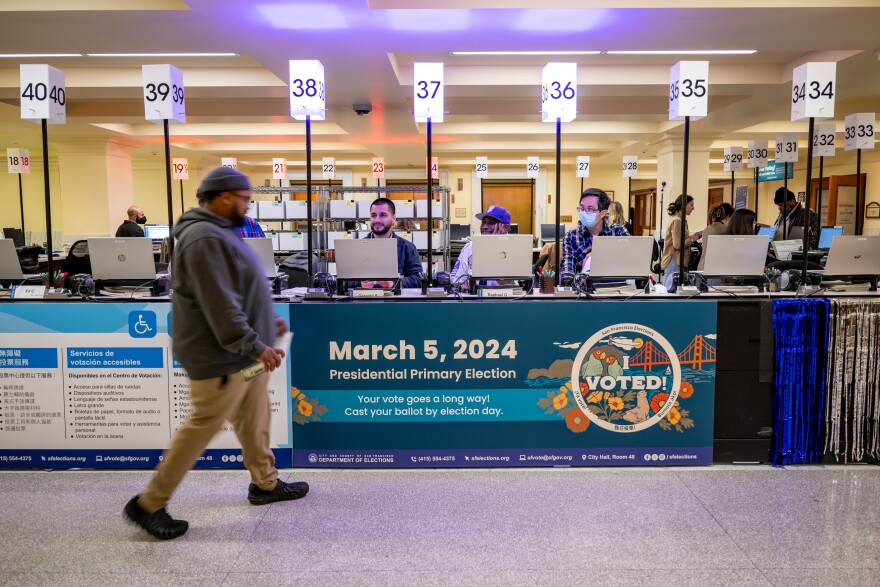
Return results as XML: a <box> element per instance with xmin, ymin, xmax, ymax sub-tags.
<box><xmin>554</xmin><ymin>118</ymin><xmax>561</xmax><ymax>283</ymax></box>
<box><xmin>754</xmin><ymin>167</ymin><xmax>759</xmax><ymax>220</ymax></box>
<box><xmin>782</xmin><ymin>162</ymin><xmax>789</xmax><ymax>240</ymax></box>
<box><xmin>678</xmin><ymin>116</ymin><xmax>690</xmax><ymax>289</ymax></box>
<box><xmin>427</xmin><ymin>117</ymin><xmax>433</xmax><ymax>285</ymax></box>
<box><xmin>801</xmin><ymin>118</ymin><xmax>815</xmax><ymax>282</ymax></box>
<box><xmin>659</xmin><ymin>182</ymin><xmax>665</xmax><ymax>237</ymax></box>
<box><xmin>306</xmin><ymin>115</ymin><xmax>313</xmax><ymax>285</ymax></box>
<box><xmin>627</xmin><ymin>176</ymin><xmax>632</xmax><ymax>228</ymax></box>
<box><xmin>18</xmin><ymin>173</ymin><xmax>26</xmax><ymax>236</ymax></box>
<box><xmin>856</xmin><ymin>149</ymin><xmax>862</xmax><ymax>235</ymax></box>
<box><xmin>817</xmin><ymin>156</ymin><xmax>824</xmax><ymax>225</ymax></box>
<box><xmin>41</xmin><ymin>120</ymin><xmax>54</xmax><ymax>287</ymax></box>
<box><xmin>163</xmin><ymin>120</ymin><xmax>174</xmax><ymax>255</ymax></box>
<box><xmin>179</xmin><ymin>179</ymin><xmax>184</xmax><ymax>216</ymax></box>
<box><xmin>730</xmin><ymin>171</ymin><xmax>735</xmax><ymax>205</ymax></box>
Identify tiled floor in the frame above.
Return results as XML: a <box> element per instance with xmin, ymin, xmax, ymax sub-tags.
<box><xmin>0</xmin><ymin>466</ymin><xmax>878</xmax><ymax>586</ymax></box>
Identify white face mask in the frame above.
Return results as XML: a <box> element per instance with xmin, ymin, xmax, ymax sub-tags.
<box><xmin>579</xmin><ymin>209</ymin><xmax>599</xmax><ymax>228</ymax></box>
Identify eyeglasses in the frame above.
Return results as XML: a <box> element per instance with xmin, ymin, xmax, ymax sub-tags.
<box><xmin>228</xmin><ymin>191</ymin><xmax>251</xmax><ymax>204</ymax></box>
<box><xmin>576</xmin><ymin>207</ymin><xmax>600</xmax><ymax>214</ymax></box>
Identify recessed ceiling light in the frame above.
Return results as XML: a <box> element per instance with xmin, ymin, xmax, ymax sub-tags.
<box><xmin>452</xmin><ymin>51</ymin><xmax>601</xmax><ymax>56</ymax></box>
<box><xmin>86</xmin><ymin>53</ymin><xmax>239</xmax><ymax>57</ymax></box>
<box><xmin>605</xmin><ymin>50</ymin><xmax>756</xmax><ymax>55</ymax></box>
<box><xmin>0</xmin><ymin>54</ymin><xmax>83</xmax><ymax>58</ymax></box>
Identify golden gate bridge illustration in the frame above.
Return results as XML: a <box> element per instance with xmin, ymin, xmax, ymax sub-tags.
<box><xmin>628</xmin><ymin>335</ymin><xmax>716</xmax><ymax>371</ymax></box>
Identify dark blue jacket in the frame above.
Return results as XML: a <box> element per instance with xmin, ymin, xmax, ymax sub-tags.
<box><xmin>364</xmin><ymin>232</ymin><xmax>422</xmax><ymax>288</ymax></box>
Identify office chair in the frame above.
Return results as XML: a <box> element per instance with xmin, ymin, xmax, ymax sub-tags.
<box><xmin>17</xmin><ymin>246</ymin><xmax>41</xmax><ymax>274</ymax></box>
<box><xmin>62</xmin><ymin>240</ymin><xmax>92</xmax><ymax>278</ymax></box>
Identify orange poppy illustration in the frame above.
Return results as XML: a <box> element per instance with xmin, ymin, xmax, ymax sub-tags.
<box><xmin>678</xmin><ymin>381</ymin><xmax>694</xmax><ymax>399</ymax></box>
<box><xmin>650</xmin><ymin>392</ymin><xmax>670</xmax><ymax>414</ymax></box>
<box><xmin>565</xmin><ymin>409</ymin><xmax>589</xmax><ymax>433</ymax></box>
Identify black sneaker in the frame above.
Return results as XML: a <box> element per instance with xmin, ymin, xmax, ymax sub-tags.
<box><xmin>248</xmin><ymin>479</ymin><xmax>309</xmax><ymax>505</ymax></box>
<box><xmin>124</xmin><ymin>495</ymin><xmax>189</xmax><ymax>540</ymax></box>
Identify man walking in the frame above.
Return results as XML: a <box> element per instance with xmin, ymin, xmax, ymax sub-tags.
<box><xmin>124</xmin><ymin>166</ymin><xmax>308</xmax><ymax>540</ymax></box>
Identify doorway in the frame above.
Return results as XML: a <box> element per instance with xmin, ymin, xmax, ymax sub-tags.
<box><xmin>481</xmin><ymin>180</ymin><xmax>534</xmax><ymax>235</ymax></box>
<box><xmin>631</xmin><ymin>188</ymin><xmax>656</xmax><ymax>236</ymax></box>
<box><xmin>809</xmin><ymin>173</ymin><xmax>867</xmax><ymax>234</ymax></box>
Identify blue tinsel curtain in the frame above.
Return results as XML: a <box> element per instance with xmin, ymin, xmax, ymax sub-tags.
<box><xmin>771</xmin><ymin>299</ymin><xmax>830</xmax><ymax>466</ymax></box>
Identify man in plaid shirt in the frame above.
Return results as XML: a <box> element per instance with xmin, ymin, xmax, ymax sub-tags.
<box><xmin>561</xmin><ymin>188</ymin><xmax>630</xmax><ymax>276</ymax></box>
<box><xmin>235</xmin><ymin>215</ymin><xmax>265</xmax><ymax>239</ymax></box>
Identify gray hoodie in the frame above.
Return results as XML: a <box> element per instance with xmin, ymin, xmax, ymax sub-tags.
<box><xmin>170</xmin><ymin>207</ymin><xmax>275</xmax><ymax>380</ymax></box>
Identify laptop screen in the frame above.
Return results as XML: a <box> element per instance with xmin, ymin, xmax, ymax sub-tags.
<box><xmin>335</xmin><ymin>239</ymin><xmax>399</xmax><ymax>280</ymax></box>
<box><xmin>756</xmin><ymin>225</ymin><xmax>775</xmax><ymax>241</ymax></box>
<box><xmin>242</xmin><ymin>237</ymin><xmax>277</xmax><ymax>278</ymax></box>
<box><xmin>541</xmin><ymin>224</ymin><xmax>565</xmax><ymax>241</ymax></box>
<box><xmin>818</xmin><ymin>226</ymin><xmax>843</xmax><ymax>250</ymax></box>
<box><xmin>0</xmin><ymin>239</ymin><xmax>24</xmax><ymax>280</ymax></box>
<box><xmin>144</xmin><ymin>225</ymin><xmax>170</xmax><ymax>240</ymax></box>
<box><xmin>87</xmin><ymin>238</ymin><xmax>156</xmax><ymax>280</ymax></box>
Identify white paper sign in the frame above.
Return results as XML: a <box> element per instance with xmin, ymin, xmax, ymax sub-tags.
<box><xmin>11</xmin><ymin>285</ymin><xmax>45</xmax><ymax>299</ymax></box>
<box><xmin>475</xmin><ymin>156</ymin><xmax>488</xmax><ymax>179</ymax></box>
<box><xmin>7</xmin><ymin>148</ymin><xmax>30</xmax><ymax>174</ymax></box>
<box><xmin>171</xmin><ymin>158</ymin><xmax>188</xmax><ymax>180</ymax></box>
<box><xmin>272</xmin><ymin>158</ymin><xmax>287</xmax><ymax>180</ymax></box>
<box><xmin>289</xmin><ymin>60</ymin><xmax>325</xmax><ymax>121</ymax></box>
<box><xmin>526</xmin><ymin>156</ymin><xmax>539</xmax><ymax>179</ymax></box>
<box><xmin>791</xmin><ymin>62</ymin><xmax>836</xmax><ymax>122</ymax></box>
<box><xmin>541</xmin><ymin>62</ymin><xmax>577</xmax><ymax>123</ymax></box>
<box><xmin>142</xmin><ymin>64</ymin><xmax>185</xmax><ymax>124</ymax></box>
<box><xmin>812</xmin><ymin>123</ymin><xmax>836</xmax><ymax>157</ymax></box>
<box><xmin>844</xmin><ymin>113</ymin><xmax>875</xmax><ymax>151</ymax></box>
<box><xmin>372</xmin><ymin>157</ymin><xmax>385</xmax><ymax>179</ymax></box>
<box><xmin>426</xmin><ymin>157</ymin><xmax>438</xmax><ymax>179</ymax></box>
<box><xmin>221</xmin><ymin>157</ymin><xmax>238</xmax><ymax>169</ymax></box>
<box><xmin>413</xmin><ymin>62</ymin><xmax>444</xmax><ymax>123</ymax></box>
<box><xmin>622</xmin><ymin>156</ymin><xmax>638</xmax><ymax>178</ymax></box>
<box><xmin>669</xmin><ymin>61</ymin><xmax>708</xmax><ymax>121</ymax></box>
<box><xmin>723</xmin><ymin>146</ymin><xmax>743</xmax><ymax>172</ymax></box>
<box><xmin>576</xmin><ymin>156</ymin><xmax>590</xmax><ymax>178</ymax></box>
<box><xmin>20</xmin><ymin>64</ymin><xmax>66</xmax><ymax>124</ymax></box>
<box><xmin>747</xmin><ymin>140</ymin><xmax>769</xmax><ymax>169</ymax></box>
<box><xmin>775</xmin><ymin>133</ymin><xmax>799</xmax><ymax>163</ymax></box>
<box><xmin>322</xmin><ymin>157</ymin><xmax>336</xmax><ymax>179</ymax></box>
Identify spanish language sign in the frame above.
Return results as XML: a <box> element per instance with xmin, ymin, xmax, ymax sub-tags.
<box><xmin>289</xmin><ymin>301</ymin><xmax>717</xmax><ymax>467</ymax></box>
<box><xmin>0</xmin><ymin>303</ymin><xmax>292</xmax><ymax>469</ymax></box>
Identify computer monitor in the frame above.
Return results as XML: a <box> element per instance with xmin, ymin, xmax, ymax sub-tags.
<box><xmin>448</xmin><ymin>224</ymin><xmax>470</xmax><ymax>241</ymax></box>
<box><xmin>2</xmin><ymin>228</ymin><xmax>25</xmax><ymax>248</ymax></box>
<box><xmin>508</xmin><ymin>223</ymin><xmax>519</xmax><ymax>234</ymax></box>
<box><xmin>787</xmin><ymin>226</ymin><xmax>804</xmax><ymax>241</ymax></box>
<box><xmin>541</xmin><ymin>223</ymin><xmax>565</xmax><ymax>242</ymax></box>
<box><xmin>242</xmin><ymin>237</ymin><xmax>278</xmax><ymax>278</ymax></box>
<box><xmin>756</xmin><ymin>225</ymin><xmax>775</xmax><ymax>242</ymax></box>
<box><xmin>818</xmin><ymin>226</ymin><xmax>844</xmax><ymax>250</ymax></box>
<box><xmin>87</xmin><ymin>238</ymin><xmax>156</xmax><ymax>280</ymax></box>
<box><xmin>144</xmin><ymin>224</ymin><xmax>170</xmax><ymax>240</ymax></box>
<box><xmin>471</xmin><ymin>235</ymin><xmax>533</xmax><ymax>279</ymax></box>
<box><xmin>0</xmin><ymin>239</ymin><xmax>25</xmax><ymax>280</ymax></box>
<box><xmin>335</xmin><ymin>238</ymin><xmax>399</xmax><ymax>281</ymax></box>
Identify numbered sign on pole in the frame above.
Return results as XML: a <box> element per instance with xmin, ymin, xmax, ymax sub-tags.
<box><xmin>221</xmin><ymin>157</ymin><xmax>238</xmax><ymax>170</ymax></box>
<box><xmin>812</xmin><ymin>123</ymin><xmax>836</xmax><ymax>157</ymax></box>
<box><xmin>526</xmin><ymin>156</ymin><xmax>539</xmax><ymax>179</ymax></box>
<box><xmin>372</xmin><ymin>157</ymin><xmax>385</xmax><ymax>179</ymax></box>
<box><xmin>475</xmin><ymin>156</ymin><xmax>488</xmax><ymax>178</ymax></box>
<box><xmin>20</xmin><ymin>64</ymin><xmax>66</xmax><ymax>124</ymax></box>
<box><xmin>7</xmin><ymin>148</ymin><xmax>30</xmax><ymax>174</ymax></box>
<box><xmin>171</xmin><ymin>158</ymin><xmax>188</xmax><ymax>180</ymax></box>
<box><xmin>413</xmin><ymin>62</ymin><xmax>444</xmax><ymax>123</ymax></box>
<box><xmin>272</xmin><ymin>158</ymin><xmax>287</xmax><ymax>180</ymax></box>
<box><xmin>142</xmin><ymin>64</ymin><xmax>186</xmax><ymax>124</ymax></box>
<box><xmin>747</xmin><ymin>140</ymin><xmax>769</xmax><ymax>168</ymax></box>
<box><xmin>791</xmin><ymin>62</ymin><xmax>836</xmax><ymax>121</ymax></box>
<box><xmin>322</xmin><ymin>157</ymin><xmax>336</xmax><ymax>179</ymax></box>
<box><xmin>541</xmin><ymin>62</ymin><xmax>577</xmax><ymax>123</ymax></box>
<box><xmin>426</xmin><ymin>157</ymin><xmax>438</xmax><ymax>179</ymax></box>
<box><xmin>576</xmin><ymin>155</ymin><xmax>590</xmax><ymax>178</ymax></box>
<box><xmin>622</xmin><ymin>156</ymin><xmax>638</xmax><ymax>178</ymax></box>
<box><xmin>723</xmin><ymin>146</ymin><xmax>743</xmax><ymax>172</ymax></box>
<box><xmin>669</xmin><ymin>61</ymin><xmax>708</xmax><ymax>121</ymax></box>
<box><xmin>844</xmin><ymin>113</ymin><xmax>875</xmax><ymax>151</ymax></box>
<box><xmin>289</xmin><ymin>60</ymin><xmax>325</xmax><ymax>121</ymax></box>
<box><xmin>775</xmin><ymin>133</ymin><xmax>799</xmax><ymax>163</ymax></box>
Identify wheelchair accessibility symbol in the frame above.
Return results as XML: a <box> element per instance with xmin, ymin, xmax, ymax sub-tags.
<box><xmin>129</xmin><ymin>311</ymin><xmax>157</xmax><ymax>338</ymax></box>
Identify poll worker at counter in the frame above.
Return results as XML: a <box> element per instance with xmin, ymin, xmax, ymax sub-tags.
<box><xmin>449</xmin><ymin>204</ymin><xmax>512</xmax><ymax>290</ymax></box>
<box><xmin>661</xmin><ymin>194</ymin><xmax>700</xmax><ymax>289</ymax></box>
<box><xmin>115</xmin><ymin>205</ymin><xmax>147</xmax><ymax>237</ymax></box>
<box><xmin>359</xmin><ymin>197</ymin><xmax>422</xmax><ymax>289</ymax></box>
<box><xmin>697</xmin><ymin>202</ymin><xmax>734</xmax><ymax>272</ymax></box>
<box><xmin>773</xmin><ymin>187</ymin><xmax>819</xmax><ymax>250</ymax></box>
<box><xmin>561</xmin><ymin>187</ymin><xmax>630</xmax><ymax>276</ymax></box>
<box><xmin>124</xmin><ymin>166</ymin><xmax>308</xmax><ymax>540</ymax></box>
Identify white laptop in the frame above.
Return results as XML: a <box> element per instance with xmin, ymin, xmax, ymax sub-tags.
<box><xmin>823</xmin><ymin>236</ymin><xmax>880</xmax><ymax>277</ymax></box>
<box><xmin>590</xmin><ymin>236</ymin><xmax>654</xmax><ymax>279</ymax></box>
<box><xmin>335</xmin><ymin>238</ymin><xmax>399</xmax><ymax>280</ymax></box>
<box><xmin>471</xmin><ymin>234</ymin><xmax>533</xmax><ymax>279</ymax></box>
<box><xmin>0</xmin><ymin>238</ymin><xmax>25</xmax><ymax>280</ymax></box>
<box><xmin>243</xmin><ymin>237</ymin><xmax>278</xmax><ymax>278</ymax></box>
<box><xmin>701</xmin><ymin>235</ymin><xmax>768</xmax><ymax>277</ymax></box>
<box><xmin>87</xmin><ymin>238</ymin><xmax>156</xmax><ymax>280</ymax></box>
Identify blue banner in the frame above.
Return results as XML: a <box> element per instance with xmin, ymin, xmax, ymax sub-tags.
<box><xmin>290</xmin><ymin>301</ymin><xmax>717</xmax><ymax>467</ymax></box>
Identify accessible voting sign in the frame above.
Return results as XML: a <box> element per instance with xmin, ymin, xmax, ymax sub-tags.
<box><xmin>0</xmin><ymin>303</ymin><xmax>292</xmax><ymax>468</ymax></box>
<box><xmin>289</xmin><ymin>301</ymin><xmax>717</xmax><ymax>467</ymax></box>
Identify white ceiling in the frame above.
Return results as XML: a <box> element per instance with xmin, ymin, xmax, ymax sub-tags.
<box><xmin>1</xmin><ymin>0</ymin><xmax>880</xmax><ymax>171</ymax></box>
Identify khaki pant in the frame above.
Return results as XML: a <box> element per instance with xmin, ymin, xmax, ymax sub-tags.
<box><xmin>139</xmin><ymin>371</ymin><xmax>278</xmax><ymax>513</ymax></box>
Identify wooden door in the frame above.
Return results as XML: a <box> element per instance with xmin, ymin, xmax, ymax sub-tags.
<box><xmin>809</xmin><ymin>173</ymin><xmax>867</xmax><ymax>234</ymax></box>
<box><xmin>631</xmin><ymin>188</ymin><xmax>656</xmax><ymax>236</ymax></box>
<box><xmin>481</xmin><ymin>180</ymin><xmax>534</xmax><ymax>234</ymax></box>
<box><xmin>708</xmin><ymin>188</ymin><xmax>724</xmax><ymax>221</ymax></box>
